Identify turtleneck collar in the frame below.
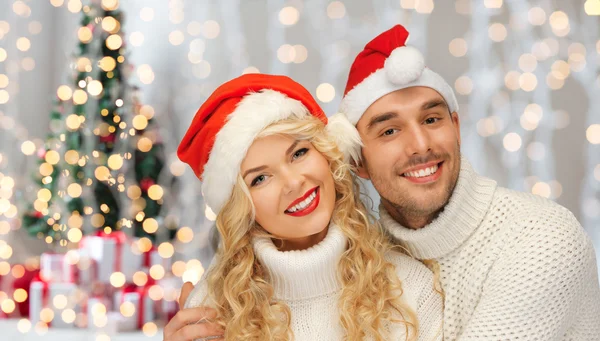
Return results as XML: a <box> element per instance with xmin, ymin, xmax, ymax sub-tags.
<box><xmin>379</xmin><ymin>156</ymin><xmax>497</xmax><ymax>260</ymax></box>
<box><xmin>252</xmin><ymin>224</ymin><xmax>347</xmax><ymax>300</ymax></box>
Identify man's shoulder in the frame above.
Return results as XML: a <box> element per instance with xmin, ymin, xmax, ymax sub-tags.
<box><xmin>491</xmin><ymin>185</ymin><xmax>577</xmax><ymax>223</ymax></box>
<box><xmin>490</xmin><ymin>186</ymin><xmax>592</xmax><ymax>254</ymax></box>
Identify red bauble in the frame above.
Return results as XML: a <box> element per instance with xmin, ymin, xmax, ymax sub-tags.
<box><xmin>100</xmin><ymin>133</ymin><xmax>116</xmax><ymax>144</ymax></box>
<box><xmin>140</xmin><ymin>178</ymin><xmax>155</xmax><ymax>192</ymax></box>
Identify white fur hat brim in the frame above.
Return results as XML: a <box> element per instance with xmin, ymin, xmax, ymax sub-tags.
<box><xmin>340</xmin><ymin>46</ymin><xmax>459</xmax><ymax>125</ymax></box>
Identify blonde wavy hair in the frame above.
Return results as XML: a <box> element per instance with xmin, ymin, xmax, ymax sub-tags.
<box><xmin>204</xmin><ymin>116</ymin><xmax>418</xmax><ymax>341</ymax></box>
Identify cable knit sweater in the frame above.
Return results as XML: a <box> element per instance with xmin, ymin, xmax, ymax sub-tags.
<box><xmin>185</xmin><ymin>225</ymin><xmax>444</xmax><ymax>341</ymax></box>
<box><xmin>379</xmin><ymin>157</ymin><xmax>600</xmax><ymax>341</ymax></box>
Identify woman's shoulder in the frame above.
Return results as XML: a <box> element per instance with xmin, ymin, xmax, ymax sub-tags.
<box><xmin>184</xmin><ymin>278</ymin><xmax>209</xmax><ymax>309</ymax></box>
<box><xmin>184</xmin><ymin>256</ymin><xmax>219</xmax><ymax>309</ymax></box>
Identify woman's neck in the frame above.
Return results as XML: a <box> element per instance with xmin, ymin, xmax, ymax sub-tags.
<box><xmin>273</xmin><ymin>225</ymin><xmax>330</xmax><ymax>251</ymax></box>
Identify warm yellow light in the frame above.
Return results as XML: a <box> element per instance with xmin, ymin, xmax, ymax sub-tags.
<box><xmin>73</xmin><ymin>89</ymin><xmax>88</xmax><ymax>105</ymax></box>
<box><xmin>13</xmin><ymin>288</ymin><xmax>28</xmax><ymax>303</ymax></box>
<box><xmin>16</xmin><ymin>37</ymin><xmax>31</xmax><ymax>51</ymax></box>
<box><xmin>53</xmin><ymin>294</ymin><xmax>68</xmax><ymax>309</ymax></box>
<box><xmin>149</xmin><ymin>264</ymin><xmax>165</xmax><ymax>280</ymax></box>
<box><xmin>87</xmin><ymin>80</ymin><xmax>103</xmax><ymax>96</ymax></box>
<box><xmin>95</xmin><ymin>166</ymin><xmax>110</xmax><ymax>181</ymax></box>
<box><xmin>38</xmin><ymin>188</ymin><xmax>52</xmax><ymax>202</ymax></box>
<box><xmin>64</xmin><ymin>150</ymin><xmax>80</xmax><ymax>164</ymax></box>
<box><xmin>140</xmin><ymin>105</ymin><xmax>155</xmax><ymax>119</ymax></box>
<box><xmin>57</xmin><ymin>85</ymin><xmax>73</xmax><ymax>100</ymax></box>
<box><xmin>101</xmin><ymin>16</ymin><xmax>120</xmax><ymax>33</ymax></box>
<box><xmin>143</xmin><ymin>218</ymin><xmax>158</xmax><ymax>234</ymax></box>
<box><xmin>279</xmin><ymin>6</ymin><xmax>299</xmax><ymax>26</ymax></box>
<box><xmin>45</xmin><ymin>150</ymin><xmax>60</xmax><ymax>165</ymax></box>
<box><xmin>148</xmin><ymin>185</ymin><xmax>163</xmax><ymax>200</ymax></box>
<box><xmin>107</xmin><ymin>154</ymin><xmax>123</xmax><ymax>170</ymax></box>
<box><xmin>137</xmin><ymin>137</ymin><xmax>153</xmax><ymax>152</ymax></box>
<box><xmin>110</xmin><ymin>271</ymin><xmax>126</xmax><ymax>288</ymax></box>
<box><xmin>101</xmin><ymin>0</ymin><xmax>119</xmax><ymax>11</ymax></box>
<box><xmin>91</xmin><ymin>213</ymin><xmax>105</xmax><ymax>228</ymax></box>
<box><xmin>67</xmin><ymin>183</ymin><xmax>82</xmax><ymax>198</ymax></box>
<box><xmin>78</xmin><ymin>27</ymin><xmax>92</xmax><ymax>43</ymax></box>
<box><xmin>142</xmin><ymin>322</ymin><xmax>158</xmax><ymax>336</ymax></box>
<box><xmin>105</xmin><ymin>34</ymin><xmax>123</xmax><ymax>50</ymax></box>
<box><xmin>21</xmin><ymin>141</ymin><xmax>36</xmax><ymax>155</ymax></box>
<box><xmin>316</xmin><ymin>83</ymin><xmax>335</xmax><ymax>103</ymax></box>
<box><xmin>132</xmin><ymin>115</ymin><xmax>148</xmax><ymax>130</ymax></box>
<box><xmin>177</xmin><ymin>226</ymin><xmax>194</xmax><ymax>243</ymax></box>
<box><xmin>120</xmin><ymin>301</ymin><xmax>135</xmax><ymax>317</ymax></box>
<box><xmin>133</xmin><ymin>271</ymin><xmax>148</xmax><ymax>286</ymax></box>
<box><xmin>98</xmin><ymin>57</ymin><xmax>116</xmax><ymax>72</ymax></box>
<box><xmin>158</xmin><ymin>242</ymin><xmax>174</xmax><ymax>258</ymax></box>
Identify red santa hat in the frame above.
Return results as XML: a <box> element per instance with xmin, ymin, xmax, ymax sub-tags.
<box><xmin>177</xmin><ymin>73</ymin><xmax>360</xmax><ymax>214</ymax></box>
<box><xmin>339</xmin><ymin>24</ymin><xmax>458</xmax><ymax>125</ymax></box>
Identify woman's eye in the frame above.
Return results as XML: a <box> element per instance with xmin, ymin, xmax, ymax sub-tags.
<box><xmin>251</xmin><ymin>175</ymin><xmax>266</xmax><ymax>187</ymax></box>
<box><xmin>292</xmin><ymin>148</ymin><xmax>308</xmax><ymax>160</ymax></box>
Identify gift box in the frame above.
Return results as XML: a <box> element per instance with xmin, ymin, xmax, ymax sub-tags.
<box><xmin>143</xmin><ymin>248</ymin><xmax>172</xmax><ymax>272</ymax></box>
<box><xmin>40</xmin><ymin>253</ymin><xmax>73</xmax><ymax>283</ymax></box>
<box><xmin>10</xmin><ymin>267</ymin><xmax>40</xmax><ymax>317</ymax></box>
<box><xmin>86</xmin><ymin>295</ymin><xmax>112</xmax><ymax>330</ymax></box>
<box><xmin>113</xmin><ymin>282</ymin><xmax>155</xmax><ymax>331</ymax></box>
<box><xmin>80</xmin><ymin>230</ymin><xmax>142</xmax><ymax>283</ymax></box>
<box><xmin>29</xmin><ymin>276</ymin><xmax>79</xmax><ymax>328</ymax></box>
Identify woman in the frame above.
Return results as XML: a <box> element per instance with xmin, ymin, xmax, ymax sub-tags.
<box><xmin>166</xmin><ymin>74</ymin><xmax>442</xmax><ymax>341</ymax></box>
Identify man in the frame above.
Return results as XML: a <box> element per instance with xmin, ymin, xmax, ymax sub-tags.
<box><xmin>337</xmin><ymin>24</ymin><xmax>600</xmax><ymax>340</ymax></box>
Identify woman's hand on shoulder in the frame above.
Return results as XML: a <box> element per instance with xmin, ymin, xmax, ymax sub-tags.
<box><xmin>163</xmin><ymin>282</ymin><xmax>224</xmax><ymax>341</ymax></box>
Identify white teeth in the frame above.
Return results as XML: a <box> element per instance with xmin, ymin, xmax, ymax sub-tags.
<box><xmin>403</xmin><ymin>164</ymin><xmax>439</xmax><ymax>178</ymax></box>
<box><xmin>287</xmin><ymin>190</ymin><xmax>317</xmax><ymax>213</ymax></box>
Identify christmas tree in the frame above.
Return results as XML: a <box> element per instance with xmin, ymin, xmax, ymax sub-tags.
<box><xmin>21</xmin><ymin>0</ymin><xmax>168</xmax><ymax>246</ymax></box>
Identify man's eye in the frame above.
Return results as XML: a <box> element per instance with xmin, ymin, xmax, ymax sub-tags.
<box><xmin>383</xmin><ymin>129</ymin><xmax>396</xmax><ymax>136</ymax></box>
<box><xmin>425</xmin><ymin>117</ymin><xmax>439</xmax><ymax>124</ymax></box>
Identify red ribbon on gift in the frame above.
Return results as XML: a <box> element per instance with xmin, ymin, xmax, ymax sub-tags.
<box><xmin>120</xmin><ymin>278</ymin><xmax>156</xmax><ymax>329</ymax></box>
<box><xmin>94</xmin><ymin>230</ymin><xmax>127</xmax><ymax>274</ymax></box>
<box><xmin>142</xmin><ymin>246</ymin><xmax>157</xmax><ymax>268</ymax></box>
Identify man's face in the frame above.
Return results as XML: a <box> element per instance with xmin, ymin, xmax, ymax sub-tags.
<box><xmin>355</xmin><ymin>86</ymin><xmax>461</xmax><ymax>221</ymax></box>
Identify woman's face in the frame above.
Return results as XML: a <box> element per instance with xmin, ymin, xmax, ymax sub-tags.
<box><xmin>240</xmin><ymin>134</ymin><xmax>336</xmax><ymax>251</ymax></box>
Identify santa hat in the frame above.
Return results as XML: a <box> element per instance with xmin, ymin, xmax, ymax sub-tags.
<box><xmin>339</xmin><ymin>24</ymin><xmax>458</xmax><ymax>125</ymax></box>
<box><xmin>177</xmin><ymin>73</ymin><xmax>361</xmax><ymax>214</ymax></box>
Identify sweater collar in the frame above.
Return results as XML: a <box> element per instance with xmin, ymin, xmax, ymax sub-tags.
<box><xmin>252</xmin><ymin>224</ymin><xmax>346</xmax><ymax>301</ymax></box>
<box><xmin>379</xmin><ymin>156</ymin><xmax>497</xmax><ymax>260</ymax></box>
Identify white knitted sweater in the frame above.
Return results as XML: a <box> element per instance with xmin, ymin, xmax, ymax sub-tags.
<box><xmin>380</xmin><ymin>157</ymin><xmax>600</xmax><ymax>341</ymax></box>
<box><xmin>185</xmin><ymin>225</ymin><xmax>444</xmax><ymax>341</ymax></box>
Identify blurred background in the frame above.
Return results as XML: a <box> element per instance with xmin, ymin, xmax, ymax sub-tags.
<box><xmin>0</xmin><ymin>0</ymin><xmax>598</xmax><ymax>339</ymax></box>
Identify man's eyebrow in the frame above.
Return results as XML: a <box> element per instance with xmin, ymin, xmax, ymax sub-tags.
<box><xmin>366</xmin><ymin>112</ymin><xmax>398</xmax><ymax>131</ymax></box>
<box><xmin>422</xmin><ymin>99</ymin><xmax>447</xmax><ymax>111</ymax></box>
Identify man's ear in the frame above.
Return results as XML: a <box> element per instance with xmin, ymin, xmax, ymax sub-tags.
<box><xmin>451</xmin><ymin>111</ymin><xmax>461</xmax><ymax>147</ymax></box>
<box><xmin>353</xmin><ymin>157</ymin><xmax>371</xmax><ymax>180</ymax></box>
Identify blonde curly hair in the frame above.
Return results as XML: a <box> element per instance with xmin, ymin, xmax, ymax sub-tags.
<box><xmin>204</xmin><ymin>116</ymin><xmax>418</xmax><ymax>340</ymax></box>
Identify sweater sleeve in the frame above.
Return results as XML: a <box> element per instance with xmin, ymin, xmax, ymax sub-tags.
<box><xmin>415</xmin><ymin>272</ymin><xmax>444</xmax><ymax>341</ymax></box>
<box><xmin>458</xmin><ymin>208</ymin><xmax>600</xmax><ymax>340</ymax></box>
<box><xmin>389</xmin><ymin>252</ymin><xmax>444</xmax><ymax>341</ymax></box>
